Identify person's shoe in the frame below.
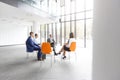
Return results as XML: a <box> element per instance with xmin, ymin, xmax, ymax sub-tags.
<box><xmin>62</xmin><ymin>56</ymin><xmax>66</xmax><ymax>59</ymax></box>
<box><xmin>56</xmin><ymin>52</ymin><xmax>61</xmax><ymax>55</ymax></box>
<box><xmin>38</xmin><ymin>58</ymin><xmax>43</xmax><ymax>61</ymax></box>
<box><xmin>53</xmin><ymin>49</ymin><xmax>55</xmax><ymax>51</ymax></box>
<box><xmin>59</xmin><ymin>52</ymin><xmax>61</xmax><ymax>54</ymax></box>
<box><xmin>54</xmin><ymin>52</ymin><xmax>58</xmax><ymax>56</ymax></box>
<box><xmin>42</xmin><ymin>59</ymin><xmax>45</xmax><ymax>61</ymax></box>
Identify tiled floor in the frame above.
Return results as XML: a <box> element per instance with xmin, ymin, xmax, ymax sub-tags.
<box><xmin>0</xmin><ymin>45</ymin><xmax>92</xmax><ymax>80</ymax></box>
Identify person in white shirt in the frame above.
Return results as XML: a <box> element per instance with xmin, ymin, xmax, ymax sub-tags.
<box><xmin>34</xmin><ymin>33</ymin><xmax>40</xmax><ymax>45</ymax></box>
<box><xmin>57</xmin><ymin>32</ymin><xmax>76</xmax><ymax>59</ymax></box>
<box><xmin>34</xmin><ymin>33</ymin><xmax>46</xmax><ymax>60</ymax></box>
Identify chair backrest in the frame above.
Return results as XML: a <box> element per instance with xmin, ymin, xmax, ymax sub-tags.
<box><xmin>41</xmin><ymin>42</ymin><xmax>52</xmax><ymax>54</ymax></box>
<box><xmin>69</xmin><ymin>42</ymin><xmax>76</xmax><ymax>51</ymax></box>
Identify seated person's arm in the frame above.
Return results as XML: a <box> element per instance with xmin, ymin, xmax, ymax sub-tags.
<box><xmin>64</xmin><ymin>43</ymin><xmax>68</xmax><ymax>45</ymax></box>
<box><xmin>33</xmin><ymin>41</ymin><xmax>40</xmax><ymax>47</ymax></box>
<box><xmin>64</xmin><ymin>39</ymin><xmax>69</xmax><ymax>45</ymax></box>
<box><xmin>29</xmin><ymin>39</ymin><xmax>40</xmax><ymax>48</ymax></box>
<box><xmin>47</xmin><ymin>38</ymin><xmax>50</xmax><ymax>43</ymax></box>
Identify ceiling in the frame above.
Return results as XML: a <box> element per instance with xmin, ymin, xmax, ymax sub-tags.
<box><xmin>0</xmin><ymin>1</ymin><xmax>55</xmax><ymax>26</ymax></box>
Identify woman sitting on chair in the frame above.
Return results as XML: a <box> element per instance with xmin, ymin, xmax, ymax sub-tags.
<box><xmin>57</xmin><ymin>32</ymin><xmax>76</xmax><ymax>59</ymax></box>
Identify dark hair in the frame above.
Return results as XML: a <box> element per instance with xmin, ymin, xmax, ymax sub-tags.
<box><xmin>35</xmin><ymin>33</ymin><xmax>38</xmax><ymax>36</ymax></box>
<box><xmin>30</xmin><ymin>32</ymin><xmax>33</xmax><ymax>35</ymax></box>
<box><xmin>69</xmin><ymin>32</ymin><xmax>74</xmax><ymax>38</ymax></box>
<box><xmin>49</xmin><ymin>34</ymin><xmax>52</xmax><ymax>37</ymax></box>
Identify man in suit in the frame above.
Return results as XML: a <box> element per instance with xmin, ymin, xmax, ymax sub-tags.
<box><xmin>47</xmin><ymin>34</ymin><xmax>57</xmax><ymax>55</ymax></box>
<box><xmin>26</xmin><ymin>32</ymin><xmax>42</xmax><ymax>61</ymax></box>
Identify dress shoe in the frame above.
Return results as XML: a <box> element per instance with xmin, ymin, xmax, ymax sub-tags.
<box><xmin>54</xmin><ymin>52</ymin><xmax>58</xmax><ymax>56</ymax></box>
<box><xmin>38</xmin><ymin>58</ymin><xmax>43</xmax><ymax>61</ymax></box>
<box><xmin>56</xmin><ymin>52</ymin><xmax>61</xmax><ymax>55</ymax></box>
<box><xmin>62</xmin><ymin>56</ymin><xmax>66</xmax><ymax>59</ymax></box>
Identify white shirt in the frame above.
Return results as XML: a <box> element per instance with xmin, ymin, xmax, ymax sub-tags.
<box><xmin>50</xmin><ymin>38</ymin><xmax>54</xmax><ymax>43</ymax></box>
<box><xmin>66</xmin><ymin>38</ymin><xmax>76</xmax><ymax>48</ymax></box>
<box><xmin>34</xmin><ymin>38</ymin><xmax>40</xmax><ymax>44</ymax></box>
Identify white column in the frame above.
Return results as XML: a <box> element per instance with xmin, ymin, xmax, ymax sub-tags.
<box><xmin>32</xmin><ymin>21</ymin><xmax>40</xmax><ymax>34</ymax></box>
<box><xmin>93</xmin><ymin>0</ymin><xmax>120</xmax><ymax>80</ymax></box>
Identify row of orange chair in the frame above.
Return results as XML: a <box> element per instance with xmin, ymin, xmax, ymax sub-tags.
<box><xmin>26</xmin><ymin>42</ymin><xmax>76</xmax><ymax>66</ymax></box>
<box><xmin>41</xmin><ymin>42</ymin><xmax>76</xmax><ymax>66</ymax></box>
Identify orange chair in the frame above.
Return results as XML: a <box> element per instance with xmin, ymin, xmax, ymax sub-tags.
<box><xmin>41</xmin><ymin>42</ymin><xmax>53</xmax><ymax>66</ymax></box>
<box><xmin>69</xmin><ymin>42</ymin><xmax>76</xmax><ymax>51</ymax></box>
<box><xmin>67</xmin><ymin>42</ymin><xmax>77</xmax><ymax>61</ymax></box>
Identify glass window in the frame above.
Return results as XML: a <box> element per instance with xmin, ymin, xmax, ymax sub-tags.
<box><xmin>40</xmin><ymin>0</ymin><xmax>93</xmax><ymax>47</ymax></box>
<box><xmin>86</xmin><ymin>0</ymin><xmax>93</xmax><ymax>10</ymax></box>
<box><xmin>61</xmin><ymin>22</ymin><xmax>65</xmax><ymax>44</ymax></box>
<box><xmin>57</xmin><ymin>23</ymin><xmax>60</xmax><ymax>44</ymax></box>
<box><xmin>65</xmin><ymin>0</ymin><xmax>70</xmax><ymax>14</ymax></box>
<box><xmin>45</xmin><ymin>24</ymin><xmax>47</xmax><ymax>41</ymax></box>
<box><xmin>76</xmin><ymin>0</ymin><xmax>84</xmax><ymax>12</ymax></box>
<box><xmin>40</xmin><ymin>24</ymin><xmax>46</xmax><ymax>43</ymax></box>
<box><xmin>48</xmin><ymin>24</ymin><xmax>52</xmax><ymax>34</ymax></box>
<box><xmin>60</xmin><ymin>0</ymin><xmax>65</xmax><ymax>7</ymax></box>
<box><xmin>46</xmin><ymin>24</ymin><xmax>49</xmax><ymax>38</ymax></box>
<box><xmin>86</xmin><ymin>19</ymin><xmax>93</xmax><ymax>40</ymax></box>
<box><xmin>76</xmin><ymin>20</ymin><xmax>84</xmax><ymax>47</ymax></box>
<box><xmin>86</xmin><ymin>19</ymin><xmax>93</xmax><ymax>47</ymax></box>
<box><xmin>86</xmin><ymin>11</ymin><xmax>93</xmax><ymax>19</ymax></box>
<box><xmin>76</xmin><ymin>13</ymin><xmax>84</xmax><ymax>20</ymax></box>
<box><xmin>60</xmin><ymin>23</ymin><xmax>62</xmax><ymax>45</ymax></box>
<box><xmin>52</xmin><ymin>23</ymin><xmax>56</xmax><ymax>41</ymax></box>
<box><xmin>61</xmin><ymin>16</ymin><xmax>64</xmax><ymax>22</ymax></box>
<box><xmin>49</xmin><ymin>0</ymin><xmax>52</xmax><ymax>14</ymax></box>
<box><xmin>40</xmin><ymin>0</ymin><xmax>48</xmax><ymax>12</ymax></box>
<box><xmin>66</xmin><ymin>22</ymin><xmax>70</xmax><ymax>40</ymax></box>
<box><xmin>71</xmin><ymin>0</ymin><xmax>75</xmax><ymax>14</ymax></box>
<box><xmin>65</xmin><ymin>15</ymin><xmax>71</xmax><ymax>21</ymax></box>
<box><xmin>61</xmin><ymin>6</ymin><xmax>65</xmax><ymax>15</ymax></box>
<box><xmin>71</xmin><ymin>21</ymin><xmax>75</xmax><ymax>33</ymax></box>
<box><xmin>49</xmin><ymin>0</ymin><xmax>57</xmax><ymax>15</ymax></box>
<box><xmin>56</xmin><ymin>0</ymin><xmax>61</xmax><ymax>16</ymax></box>
<box><xmin>71</xmin><ymin>14</ymin><xmax>75</xmax><ymax>20</ymax></box>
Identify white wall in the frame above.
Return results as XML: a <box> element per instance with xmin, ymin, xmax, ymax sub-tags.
<box><xmin>0</xmin><ymin>22</ymin><xmax>28</xmax><ymax>46</ymax></box>
<box><xmin>93</xmin><ymin>0</ymin><xmax>120</xmax><ymax>80</ymax></box>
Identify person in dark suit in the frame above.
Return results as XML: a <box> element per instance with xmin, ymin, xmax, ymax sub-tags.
<box><xmin>26</xmin><ymin>32</ymin><xmax>42</xmax><ymax>61</ymax></box>
<box><xmin>47</xmin><ymin>34</ymin><xmax>57</xmax><ymax>55</ymax></box>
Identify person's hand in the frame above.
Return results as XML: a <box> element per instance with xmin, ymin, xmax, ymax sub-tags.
<box><xmin>64</xmin><ymin>43</ymin><xmax>67</xmax><ymax>45</ymax></box>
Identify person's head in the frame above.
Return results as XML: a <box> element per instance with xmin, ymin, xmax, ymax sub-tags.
<box><xmin>49</xmin><ymin>34</ymin><xmax>52</xmax><ymax>38</ymax></box>
<box><xmin>30</xmin><ymin>32</ymin><xmax>34</xmax><ymax>38</ymax></box>
<box><xmin>35</xmin><ymin>33</ymin><xmax>38</xmax><ymax>38</ymax></box>
<box><xmin>69</xmin><ymin>32</ymin><xmax>74</xmax><ymax>38</ymax></box>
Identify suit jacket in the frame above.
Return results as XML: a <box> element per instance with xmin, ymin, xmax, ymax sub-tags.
<box><xmin>26</xmin><ymin>36</ymin><xmax>39</xmax><ymax>52</ymax></box>
<box><xmin>47</xmin><ymin>38</ymin><xmax>55</xmax><ymax>47</ymax></box>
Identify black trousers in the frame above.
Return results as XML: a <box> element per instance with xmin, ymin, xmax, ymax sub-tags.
<box><xmin>51</xmin><ymin>43</ymin><xmax>56</xmax><ymax>54</ymax></box>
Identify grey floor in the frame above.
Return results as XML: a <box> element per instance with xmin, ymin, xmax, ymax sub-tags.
<box><xmin>0</xmin><ymin>45</ymin><xmax>92</xmax><ymax>80</ymax></box>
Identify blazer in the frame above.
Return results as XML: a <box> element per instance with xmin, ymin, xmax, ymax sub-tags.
<box><xmin>47</xmin><ymin>38</ymin><xmax>55</xmax><ymax>47</ymax></box>
<box><xmin>26</xmin><ymin>36</ymin><xmax>39</xmax><ymax>52</ymax></box>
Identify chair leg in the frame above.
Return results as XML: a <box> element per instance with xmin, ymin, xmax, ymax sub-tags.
<box><xmin>54</xmin><ymin>55</ymin><xmax>55</xmax><ymax>63</ymax></box>
<box><xmin>75</xmin><ymin>52</ymin><xmax>77</xmax><ymax>62</ymax></box>
<box><xmin>61</xmin><ymin>55</ymin><xmax>62</xmax><ymax>62</ymax></box>
<box><xmin>51</xmin><ymin>54</ymin><xmax>52</xmax><ymax>67</ymax></box>
<box><xmin>69</xmin><ymin>52</ymin><xmax>70</xmax><ymax>61</ymax></box>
